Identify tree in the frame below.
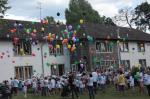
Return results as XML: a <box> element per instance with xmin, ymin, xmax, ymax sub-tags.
<box><xmin>131</xmin><ymin>2</ymin><xmax>150</xmax><ymax>32</ymax></box>
<box><xmin>44</xmin><ymin>16</ymin><xmax>56</xmax><ymax>24</ymax></box>
<box><xmin>0</xmin><ymin>0</ymin><xmax>11</xmax><ymax>18</ymax></box>
<box><xmin>65</xmin><ymin>0</ymin><xmax>116</xmax><ymax>26</ymax></box>
<box><xmin>113</xmin><ymin>7</ymin><xmax>134</xmax><ymax>28</ymax></box>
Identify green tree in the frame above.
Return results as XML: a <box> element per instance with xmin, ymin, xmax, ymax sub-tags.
<box><xmin>44</xmin><ymin>16</ymin><xmax>56</xmax><ymax>24</ymax></box>
<box><xmin>0</xmin><ymin>0</ymin><xmax>11</xmax><ymax>18</ymax></box>
<box><xmin>65</xmin><ymin>0</ymin><xmax>115</xmax><ymax>25</ymax></box>
<box><xmin>131</xmin><ymin>2</ymin><xmax>150</xmax><ymax>32</ymax></box>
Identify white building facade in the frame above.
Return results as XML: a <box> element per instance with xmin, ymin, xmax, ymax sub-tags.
<box><xmin>120</xmin><ymin>41</ymin><xmax>150</xmax><ymax>68</ymax></box>
<box><xmin>0</xmin><ymin>41</ymin><xmax>70</xmax><ymax>82</ymax></box>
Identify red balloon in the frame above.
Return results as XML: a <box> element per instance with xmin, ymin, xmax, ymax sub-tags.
<box><xmin>32</xmin><ymin>53</ymin><xmax>36</xmax><ymax>56</ymax></box>
<box><xmin>0</xmin><ymin>56</ymin><xmax>3</xmax><ymax>59</ymax></box>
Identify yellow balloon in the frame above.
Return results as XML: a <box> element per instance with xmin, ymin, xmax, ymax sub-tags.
<box><xmin>68</xmin><ymin>45</ymin><xmax>71</xmax><ymax>49</ymax></box>
<box><xmin>80</xmin><ymin>19</ymin><xmax>84</xmax><ymax>24</ymax></box>
<box><xmin>56</xmin><ymin>45</ymin><xmax>60</xmax><ymax>49</ymax></box>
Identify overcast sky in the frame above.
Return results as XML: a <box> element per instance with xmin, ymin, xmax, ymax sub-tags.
<box><xmin>4</xmin><ymin>0</ymin><xmax>150</xmax><ymax>22</ymax></box>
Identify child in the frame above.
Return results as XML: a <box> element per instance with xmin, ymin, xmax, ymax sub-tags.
<box><xmin>79</xmin><ymin>78</ymin><xmax>84</xmax><ymax>94</ymax></box>
<box><xmin>23</xmin><ymin>81</ymin><xmax>27</xmax><ymax>98</ymax></box>
<box><xmin>129</xmin><ymin>74</ymin><xmax>135</xmax><ymax>93</ymax></box>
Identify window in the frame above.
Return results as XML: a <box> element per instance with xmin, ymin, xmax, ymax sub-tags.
<box><xmin>137</xmin><ymin>43</ymin><xmax>145</xmax><ymax>52</ymax></box>
<box><xmin>49</xmin><ymin>44</ymin><xmax>63</xmax><ymax>55</ymax></box>
<box><xmin>96</xmin><ymin>60</ymin><xmax>116</xmax><ymax>67</ymax></box>
<box><xmin>51</xmin><ymin>64</ymin><xmax>65</xmax><ymax>76</ymax></box>
<box><xmin>121</xmin><ymin>60</ymin><xmax>130</xmax><ymax>68</ymax></box>
<box><xmin>139</xmin><ymin>59</ymin><xmax>146</xmax><ymax>67</ymax></box>
<box><xmin>15</xmin><ymin>66</ymin><xmax>33</xmax><ymax>80</ymax></box>
<box><xmin>13</xmin><ymin>41</ymin><xmax>32</xmax><ymax>55</ymax></box>
<box><xmin>96</xmin><ymin>42</ymin><xmax>112</xmax><ymax>52</ymax></box>
<box><xmin>120</xmin><ymin>42</ymin><xmax>129</xmax><ymax>52</ymax></box>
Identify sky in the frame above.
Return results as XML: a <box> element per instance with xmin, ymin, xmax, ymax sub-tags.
<box><xmin>4</xmin><ymin>0</ymin><xmax>150</xmax><ymax>23</ymax></box>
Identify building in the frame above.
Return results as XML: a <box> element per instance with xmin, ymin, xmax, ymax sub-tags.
<box><xmin>0</xmin><ymin>19</ymin><xmax>70</xmax><ymax>82</ymax></box>
<box><xmin>75</xmin><ymin>24</ymin><xmax>150</xmax><ymax>71</ymax></box>
<box><xmin>0</xmin><ymin>19</ymin><xmax>150</xmax><ymax>81</ymax></box>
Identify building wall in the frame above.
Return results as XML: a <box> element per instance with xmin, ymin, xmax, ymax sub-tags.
<box><xmin>0</xmin><ymin>41</ymin><xmax>70</xmax><ymax>82</ymax></box>
<box><xmin>120</xmin><ymin>42</ymin><xmax>150</xmax><ymax>68</ymax></box>
<box><xmin>88</xmin><ymin>40</ymin><xmax>119</xmax><ymax>69</ymax></box>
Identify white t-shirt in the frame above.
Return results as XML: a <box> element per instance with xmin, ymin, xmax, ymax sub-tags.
<box><xmin>88</xmin><ymin>77</ymin><xmax>94</xmax><ymax>86</ymax></box>
<box><xmin>100</xmin><ymin>76</ymin><xmax>106</xmax><ymax>84</ymax></box>
<box><xmin>129</xmin><ymin>76</ymin><xmax>134</xmax><ymax>86</ymax></box>
<box><xmin>51</xmin><ymin>79</ymin><xmax>56</xmax><ymax>88</ymax></box>
<box><xmin>13</xmin><ymin>79</ymin><xmax>19</xmax><ymax>87</ymax></box>
<box><xmin>44</xmin><ymin>79</ymin><xmax>49</xmax><ymax>87</ymax></box>
<box><xmin>92</xmin><ymin>72</ymin><xmax>98</xmax><ymax>82</ymax></box>
<box><xmin>79</xmin><ymin>80</ymin><xmax>84</xmax><ymax>88</ymax></box>
<box><xmin>144</xmin><ymin>74</ymin><xmax>150</xmax><ymax>85</ymax></box>
<box><xmin>32</xmin><ymin>81</ymin><xmax>37</xmax><ymax>88</ymax></box>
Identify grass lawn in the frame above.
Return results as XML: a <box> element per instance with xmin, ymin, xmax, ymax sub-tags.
<box><xmin>12</xmin><ymin>86</ymin><xmax>150</xmax><ymax>99</ymax></box>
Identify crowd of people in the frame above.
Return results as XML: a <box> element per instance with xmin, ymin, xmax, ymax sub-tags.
<box><xmin>0</xmin><ymin>66</ymin><xmax>150</xmax><ymax>99</ymax></box>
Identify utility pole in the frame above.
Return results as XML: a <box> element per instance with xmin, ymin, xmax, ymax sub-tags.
<box><xmin>37</xmin><ymin>2</ymin><xmax>44</xmax><ymax>76</ymax></box>
<box><xmin>37</xmin><ymin>2</ymin><xmax>42</xmax><ymax>20</ymax></box>
<box><xmin>117</xmin><ymin>28</ymin><xmax>121</xmax><ymax>68</ymax></box>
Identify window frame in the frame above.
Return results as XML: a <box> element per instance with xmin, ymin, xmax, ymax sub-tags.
<box><xmin>49</xmin><ymin>44</ymin><xmax>64</xmax><ymax>56</ymax></box>
<box><xmin>137</xmin><ymin>43</ymin><xmax>145</xmax><ymax>52</ymax></box>
<box><xmin>14</xmin><ymin>66</ymin><xmax>33</xmax><ymax>80</ymax></box>
<box><xmin>120</xmin><ymin>42</ymin><xmax>129</xmax><ymax>52</ymax></box>
<box><xmin>96</xmin><ymin>41</ymin><xmax>113</xmax><ymax>53</ymax></box>
<box><xmin>121</xmin><ymin>60</ymin><xmax>130</xmax><ymax>68</ymax></box>
<box><xmin>139</xmin><ymin>59</ymin><xmax>147</xmax><ymax>67</ymax></box>
<box><xmin>13</xmin><ymin>41</ymin><xmax>32</xmax><ymax>56</ymax></box>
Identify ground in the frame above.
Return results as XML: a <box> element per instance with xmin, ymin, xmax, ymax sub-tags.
<box><xmin>12</xmin><ymin>86</ymin><xmax>150</xmax><ymax>99</ymax></box>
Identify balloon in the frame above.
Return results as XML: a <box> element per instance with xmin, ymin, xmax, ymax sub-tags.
<box><xmin>6</xmin><ymin>34</ymin><xmax>10</xmax><ymax>38</ymax></box>
<box><xmin>77</xmin><ymin>25</ymin><xmax>81</xmax><ymax>30</ymax></box>
<box><xmin>56</xmin><ymin>44</ymin><xmax>60</xmax><ymax>49</ymax></box>
<box><xmin>68</xmin><ymin>45</ymin><xmax>71</xmax><ymax>49</ymax></box>
<box><xmin>46</xmin><ymin>62</ymin><xmax>50</xmax><ymax>66</ymax></box>
<box><xmin>0</xmin><ymin>56</ymin><xmax>3</xmax><ymax>59</ymax></box>
<box><xmin>68</xmin><ymin>25</ymin><xmax>72</xmax><ymax>30</ymax></box>
<box><xmin>37</xmin><ymin>48</ymin><xmax>40</xmax><ymax>50</ymax></box>
<box><xmin>41</xmin><ymin>27</ymin><xmax>45</xmax><ymax>31</ymax></box>
<box><xmin>32</xmin><ymin>53</ymin><xmax>36</xmax><ymax>56</ymax></box>
<box><xmin>80</xmin><ymin>19</ymin><xmax>84</xmax><ymax>24</ymax></box>
<box><xmin>13</xmin><ymin>37</ymin><xmax>19</xmax><ymax>43</ymax></box>
<box><xmin>57</xmin><ymin>12</ymin><xmax>60</xmax><ymax>16</ymax></box>
<box><xmin>49</xmin><ymin>44</ymin><xmax>53</xmax><ymax>49</ymax></box>
<box><xmin>12</xmin><ymin>61</ymin><xmax>15</xmax><ymax>63</ymax></box>
<box><xmin>10</xmin><ymin>29</ymin><xmax>16</xmax><ymax>33</ymax></box>
<box><xmin>83</xmin><ymin>33</ymin><xmax>86</xmax><ymax>36</ymax></box>
<box><xmin>33</xmin><ymin>29</ymin><xmax>37</xmax><ymax>33</ymax></box>
<box><xmin>2</xmin><ymin>52</ymin><xmax>5</xmax><ymax>55</ymax></box>
<box><xmin>52</xmin><ymin>34</ymin><xmax>56</xmax><ymax>38</ymax></box>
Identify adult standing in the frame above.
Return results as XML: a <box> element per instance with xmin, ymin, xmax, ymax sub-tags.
<box><xmin>68</xmin><ymin>74</ymin><xmax>79</xmax><ymax>99</ymax></box>
<box><xmin>13</xmin><ymin>77</ymin><xmax>19</xmax><ymax>96</ymax></box>
<box><xmin>92</xmin><ymin>70</ymin><xmax>98</xmax><ymax>94</ymax></box>
<box><xmin>87</xmin><ymin>73</ymin><xmax>95</xmax><ymax>99</ymax></box>
<box><xmin>118</xmin><ymin>71</ymin><xmax>126</xmax><ymax>95</ymax></box>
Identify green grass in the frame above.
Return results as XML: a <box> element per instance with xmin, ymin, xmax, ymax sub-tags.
<box><xmin>12</xmin><ymin>86</ymin><xmax>150</xmax><ymax>99</ymax></box>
